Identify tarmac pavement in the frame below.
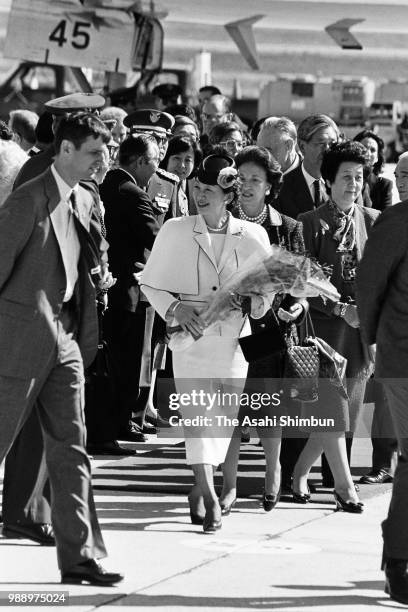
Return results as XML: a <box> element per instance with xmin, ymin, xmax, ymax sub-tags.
<box><xmin>0</xmin><ymin>426</ymin><xmax>400</xmax><ymax>611</ymax></box>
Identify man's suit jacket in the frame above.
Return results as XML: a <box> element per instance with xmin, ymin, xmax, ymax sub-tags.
<box><xmin>100</xmin><ymin>167</ymin><xmax>160</xmax><ymax>312</ymax></box>
<box><xmin>0</xmin><ymin>167</ymin><xmax>100</xmax><ymax>379</ymax></box>
<box><xmin>13</xmin><ymin>145</ymin><xmax>56</xmax><ymax>190</ymax></box>
<box><xmin>275</xmin><ymin>164</ymin><xmax>326</xmax><ymax>219</ymax></box>
<box><xmin>357</xmin><ymin>201</ymin><xmax>408</xmax><ymax>378</ymax></box>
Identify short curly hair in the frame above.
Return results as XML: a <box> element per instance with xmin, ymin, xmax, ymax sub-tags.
<box><xmin>320</xmin><ymin>140</ymin><xmax>371</xmax><ymax>190</ymax></box>
<box><xmin>235</xmin><ymin>145</ymin><xmax>283</xmax><ymax>203</ymax></box>
<box><xmin>353</xmin><ymin>129</ymin><xmax>385</xmax><ymax>175</ymax></box>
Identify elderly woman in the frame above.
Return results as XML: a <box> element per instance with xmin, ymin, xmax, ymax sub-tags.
<box><xmin>353</xmin><ymin>129</ymin><xmax>393</xmax><ymax>212</ymax></box>
<box><xmin>141</xmin><ymin>153</ymin><xmax>272</xmax><ymax>533</ymax></box>
<box><xmin>220</xmin><ymin>145</ymin><xmax>306</xmax><ymax>513</ymax></box>
<box><xmin>0</xmin><ymin>140</ymin><xmax>28</xmax><ymax>206</ymax></box>
<box><xmin>292</xmin><ymin>140</ymin><xmax>379</xmax><ymax>513</ymax></box>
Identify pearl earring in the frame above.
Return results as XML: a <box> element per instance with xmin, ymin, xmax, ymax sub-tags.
<box><xmin>265</xmin><ymin>189</ymin><xmax>270</xmax><ymax>195</ymax></box>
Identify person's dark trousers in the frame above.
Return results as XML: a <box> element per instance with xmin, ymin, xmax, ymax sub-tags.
<box><xmin>2</xmin><ymin>409</ymin><xmax>51</xmax><ymax>526</ymax></box>
<box><xmin>0</xmin><ymin>309</ymin><xmax>106</xmax><ymax>572</ymax></box>
<box><xmin>382</xmin><ymin>381</ymin><xmax>408</xmax><ymax>563</ymax></box>
<box><xmin>372</xmin><ymin>384</ymin><xmax>398</xmax><ymax>473</ymax></box>
<box><xmin>103</xmin><ymin>304</ymin><xmax>147</xmax><ymax>435</ymax></box>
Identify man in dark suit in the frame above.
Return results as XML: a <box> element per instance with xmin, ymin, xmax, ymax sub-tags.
<box><xmin>357</xmin><ymin>182</ymin><xmax>408</xmax><ymax>604</ymax></box>
<box><xmin>0</xmin><ymin>112</ymin><xmax>122</xmax><ymax>585</ymax></box>
<box><xmin>275</xmin><ymin>114</ymin><xmax>340</xmax><ymax>219</ymax></box>
<box><xmin>257</xmin><ymin>116</ymin><xmax>301</xmax><ymax>175</ymax></box>
<box><xmin>100</xmin><ymin>134</ymin><xmax>161</xmax><ymax>442</ymax></box>
<box><xmin>2</xmin><ymin>93</ymin><xmax>108</xmax><ymax>546</ymax></box>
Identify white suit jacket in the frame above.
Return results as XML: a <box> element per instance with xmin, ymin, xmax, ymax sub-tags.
<box><xmin>141</xmin><ymin>213</ymin><xmax>272</xmax><ymax>338</ymax></box>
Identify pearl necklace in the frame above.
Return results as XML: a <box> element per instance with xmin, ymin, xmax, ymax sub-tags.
<box><xmin>238</xmin><ymin>203</ymin><xmax>268</xmax><ymax>225</ymax></box>
<box><xmin>206</xmin><ymin>214</ymin><xmax>229</xmax><ymax>232</ymax></box>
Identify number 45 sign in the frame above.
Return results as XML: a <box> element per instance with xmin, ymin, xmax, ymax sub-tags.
<box><xmin>4</xmin><ymin>0</ymin><xmax>137</xmax><ymax>73</ymax></box>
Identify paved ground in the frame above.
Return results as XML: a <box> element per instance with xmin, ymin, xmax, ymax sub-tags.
<box><xmin>0</xmin><ymin>421</ymin><xmax>400</xmax><ymax>611</ymax></box>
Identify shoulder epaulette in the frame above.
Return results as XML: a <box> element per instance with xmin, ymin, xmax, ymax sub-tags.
<box><xmin>156</xmin><ymin>168</ymin><xmax>180</xmax><ymax>183</ymax></box>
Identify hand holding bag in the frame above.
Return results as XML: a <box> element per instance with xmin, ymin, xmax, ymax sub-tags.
<box><xmin>283</xmin><ymin>315</ymin><xmax>320</xmax><ymax>403</ymax></box>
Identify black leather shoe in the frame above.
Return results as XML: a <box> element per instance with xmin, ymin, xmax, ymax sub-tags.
<box><xmin>359</xmin><ymin>469</ymin><xmax>393</xmax><ymax>485</ymax></box>
<box><xmin>87</xmin><ymin>441</ymin><xmax>138</xmax><ymax>456</ymax></box>
<box><xmin>118</xmin><ymin>424</ymin><xmax>147</xmax><ymax>443</ymax></box>
<box><xmin>333</xmin><ymin>491</ymin><xmax>364</xmax><ymax>513</ymax></box>
<box><xmin>385</xmin><ymin>560</ymin><xmax>408</xmax><ymax>604</ymax></box>
<box><xmin>61</xmin><ymin>559</ymin><xmax>124</xmax><ymax>586</ymax></box>
<box><xmin>262</xmin><ymin>487</ymin><xmax>281</xmax><ymax>512</ymax></box>
<box><xmin>3</xmin><ymin>523</ymin><xmax>55</xmax><ymax>546</ymax></box>
<box><xmin>292</xmin><ymin>490</ymin><xmax>311</xmax><ymax>504</ymax></box>
<box><xmin>145</xmin><ymin>413</ymin><xmax>171</xmax><ymax>428</ymax></box>
<box><xmin>141</xmin><ymin>421</ymin><xmax>157</xmax><ymax>434</ymax></box>
<box><xmin>220</xmin><ymin>498</ymin><xmax>236</xmax><ymax>516</ymax></box>
<box><xmin>203</xmin><ymin>515</ymin><xmax>222</xmax><ymax>534</ymax></box>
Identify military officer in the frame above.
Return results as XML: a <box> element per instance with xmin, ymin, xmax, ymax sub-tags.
<box><xmin>123</xmin><ymin>109</ymin><xmax>182</xmax><ymax>222</ymax></box>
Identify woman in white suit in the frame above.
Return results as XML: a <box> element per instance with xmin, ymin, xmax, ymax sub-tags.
<box><xmin>141</xmin><ymin>154</ymin><xmax>272</xmax><ymax>533</ymax></box>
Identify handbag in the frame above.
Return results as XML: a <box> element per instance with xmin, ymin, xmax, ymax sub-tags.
<box><xmin>239</xmin><ymin>308</ymin><xmax>287</xmax><ymax>363</ymax></box>
<box><xmin>283</xmin><ymin>314</ymin><xmax>320</xmax><ymax>403</ymax></box>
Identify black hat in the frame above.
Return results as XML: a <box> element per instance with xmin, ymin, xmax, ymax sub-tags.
<box><xmin>44</xmin><ymin>93</ymin><xmax>105</xmax><ymax>115</ymax></box>
<box><xmin>123</xmin><ymin>109</ymin><xmax>175</xmax><ymax>136</ymax></box>
<box><xmin>196</xmin><ymin>153</ymin><xmax>236</xmax><ymax>186</ymax></box>
<box><xmin>152</xmin><ymin>83</ymin><xmax>182</xmax><ymax>104</ymax></box>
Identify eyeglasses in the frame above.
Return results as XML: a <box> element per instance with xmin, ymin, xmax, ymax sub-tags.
<box><xmin>219</xmin><ymin>139</ymin><xmax>244</xmax><ymax>151</ymax></box>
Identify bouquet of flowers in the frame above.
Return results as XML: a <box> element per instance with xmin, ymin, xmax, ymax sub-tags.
<box><xmin>202</xmin><ymin>244</ymin><xmax>340</xmax><ymax>325</ymax></box>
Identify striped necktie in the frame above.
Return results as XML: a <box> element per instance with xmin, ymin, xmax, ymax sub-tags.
<box><xmin>313</xmin><ymin>180</ymin><xmax>321</xmax><ymax>207</ymax></box>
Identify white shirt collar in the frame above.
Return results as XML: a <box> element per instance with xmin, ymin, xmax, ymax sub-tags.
<box><xmin>301</xmin><ymin>163</ymin><xmax>323</xmax><ymax>190</ymax></box>
<box><xmin>51</xmin><ymin>164</ymin><xmax>78</xmax><ymax>202</ymax></box>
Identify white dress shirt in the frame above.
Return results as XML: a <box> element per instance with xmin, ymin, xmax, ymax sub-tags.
<box><xmin>301</xmin><ymin>164</ymin><xmax>326</xmax><ymax>201</ymax></box>
<box><xmin>50</xmin><ymin>164</ymin><xmax>81</xmax><ymax>302</ymax></box>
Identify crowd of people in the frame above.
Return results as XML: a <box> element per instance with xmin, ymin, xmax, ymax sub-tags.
<box><xmin>0</xmin><ymin>82</ymin><xmax>407</xmax><ymax>604</ymax></box>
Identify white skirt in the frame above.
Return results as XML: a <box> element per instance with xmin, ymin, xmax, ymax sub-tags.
<box><xmin>172</xmin><ymin>335</ymin><xmax>247</xmax><ymax>466</ymax></box>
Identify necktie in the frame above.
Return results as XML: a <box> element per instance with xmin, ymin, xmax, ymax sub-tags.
<box><xmin>69</xmin><ymin>190</ymin><xmax>79</xmax><ymax>216</ymax></box>
<box><xmin>313</xmin><ymin>180</ymin><xmax>321</xmax><ymax>207</ymax></box>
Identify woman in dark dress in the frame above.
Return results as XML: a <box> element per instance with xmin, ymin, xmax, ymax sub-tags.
<box><xmin>353</xmin><ymin>129</ymin><xmax>393</xmax><ymax>212</ymax></box>
<box><xmin>293</xmin><ymin>141</ymin><xmax>379</xmax><ymax>513</ymax></box>
<box><xmin>220</xmin><ymin>146</ymin><xmax>307</xmax><ymax>513</ymax></box>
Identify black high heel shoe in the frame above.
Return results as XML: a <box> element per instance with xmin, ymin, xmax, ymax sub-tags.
<box><xmin>203</xmin><ymin>509</ymin><xmax>222</xmax><ymax>534</ymax></box>
<box><xmin>220</xmin><ymin>498</ymin><xmax>236</xmax><ymax>516</ymax></box>
<box><xmin>262</xmin><ymin>487</ymin><xmax>281</xmax><ymax>512</ymax></box>
<box><xmin>333</xmin><ymin>490</ymin><xmax>364</xmax><ymax>514</ymax></box>
<box><xmin>292</xmin><ymin>483</ymin><xmax>311</xmax><ymax>504</ymax></box>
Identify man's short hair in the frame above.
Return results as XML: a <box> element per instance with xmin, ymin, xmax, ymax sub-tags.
<box><xmin>297</xmin><ymin>114</ymin><xmax>340</xmax><ymax>143</ymax></box>
<box><xmin>258</xmin><ymin>116</ymin><xmax>297</xmax><ymax>142</ymax></box>
<box><xmin>118</xmin><ymin>134</ymin><xmax>157</xmax><ymax>166</ymax></box>
<box><xmin>199</xmin><ymin>85</ymin><xmax>221</xmax><ymax>96</ymax></box>
<box><xmin>204</xmin><ymin>94</ymin><xmax>231</xmax><ymax>113</ymax></box>
<box><xmin>100</xmin><ymin>106</ymin><xmax>128</xmax><ymax>124</ymax></box>
<box><xmin>9</xmin><ymin>110</ymin><xmax>38</xmax><ymax>147</ymax></box>
<box><xmin>54</xmin><ymin>112</ymin><xmax>111</xmax><ymax>152</ymax></box>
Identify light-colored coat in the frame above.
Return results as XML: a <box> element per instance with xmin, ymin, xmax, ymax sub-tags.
<box><xmin>141</xmin><ymin>213</ymin><xmax>272</xmax><ymax>338</ymax></box>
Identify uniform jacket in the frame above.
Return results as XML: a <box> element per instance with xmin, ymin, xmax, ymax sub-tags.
<box><xmin>100</xmin><ymin>167</ymin><xmax>160</xmax><ymax>312</ymax></box>
<box><xmin>357</xmin><ymin>201</ymin><xmax>408</xmax><ymax>378</ymax></box>
<box><xmin>148</xmin><ymin>167</ymin><xmax>179</xmax><ymax>224</ymax></box>
<box><xmin>0</xmin><ymin>168</ymin><xmax>102</xmax><ymax>378</ymax></box>
<box><xmin>141</xmin><ymin>214</ymin><xmax>272</xmax><ymax>338</ymax></box>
